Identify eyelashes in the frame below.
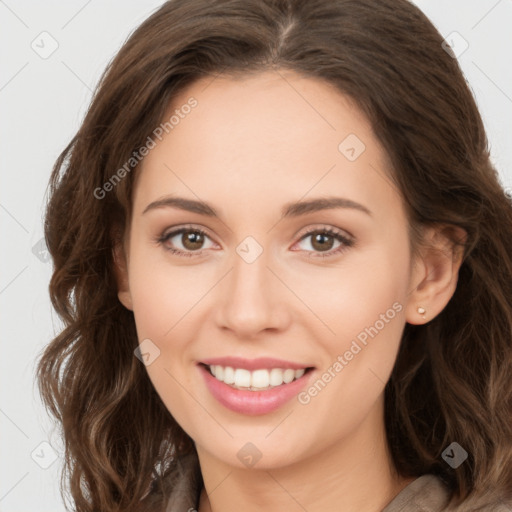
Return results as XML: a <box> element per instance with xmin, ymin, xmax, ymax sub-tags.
<box><xmin>157</xmin><ymin>226</ymin><xmax>216</xmax><ymax>258</ymax></box>
<box><xmin>156</xmin><ymin>224</ymin><xmax>355</xmax><ymax>259</ymax></box>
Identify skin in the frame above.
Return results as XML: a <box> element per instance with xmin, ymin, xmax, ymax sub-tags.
<box><xmin>114</xmin><ymin>70</ymin><xmax>465</xmax><ymax>512</ymax></box>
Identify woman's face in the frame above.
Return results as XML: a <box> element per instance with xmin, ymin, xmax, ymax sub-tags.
<box><xmin>118</xmin><ymin>70</ymin><xmax>421</xmax><ymax>469</ymax></box>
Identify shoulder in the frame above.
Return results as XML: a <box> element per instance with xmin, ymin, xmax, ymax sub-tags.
<box><xmin>383</xmin><ymin>474</ymin><xmax>451</xmax><ymax>512</ymax></box>
<box><xmin>144</xmin><ymin>461</ymin><xmax>512</xmax><ymax>512</ymax></box>
<box><xmin>163</xmin><ymin>451</ymin><xmax>202</xmax><ymax>512</ymax></box>
<box><xmin>383</xmin><ymin>474</ymin><xmax>512</xmax><ymax>512</ymax></box>
<box><xmin>138</xmin><ymin>451</ymin><xmax>202</xmax><ymax>512</ymax></box>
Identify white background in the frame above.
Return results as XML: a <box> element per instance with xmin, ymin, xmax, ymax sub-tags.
<box><xmin>1</xmin><ymin>1</ymin><xmax>511</xmax><ymax>510</ymax></box>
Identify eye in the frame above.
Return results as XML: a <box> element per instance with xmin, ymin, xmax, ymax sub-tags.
<box><xmin>156</xmin><ymin>224</ymin><xmax>354</xmax><ymax>259</ymax></box>
<box><xmin>292</xmin><ymin>227</ymin><xmax>354</xmax><ymax>258</ymax></box>
<box><xmin>157</xmin><ymin>225</ymin><xmax>216</xmax><ymax>257</ymax></box>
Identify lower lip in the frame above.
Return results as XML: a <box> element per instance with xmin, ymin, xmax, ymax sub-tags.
<box><xmin>199</xmin><ymin>365</ymin><xmax>312</xmax><ymax>416</ymax></box>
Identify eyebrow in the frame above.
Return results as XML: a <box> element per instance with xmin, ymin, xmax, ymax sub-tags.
<box><xmin>142</xmin><ymin>195</ymin><xmax>372</xmax><ymax>218</ymax></box>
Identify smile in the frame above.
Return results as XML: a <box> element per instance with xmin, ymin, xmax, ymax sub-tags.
<box><xmin>198</xmin><ymin>357</ymin><xmax>315</xmax><ymax>415</ymax></box>
<box><xmin>207</xmin><ymin>364</ymin><xmax>306</xmax><ymax>391</ymax></box>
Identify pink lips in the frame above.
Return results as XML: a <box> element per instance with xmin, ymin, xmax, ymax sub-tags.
<box><xmin>198</xmin><ymin>357</ymin><xmax>314</xmax><ymax>416</ymax></box>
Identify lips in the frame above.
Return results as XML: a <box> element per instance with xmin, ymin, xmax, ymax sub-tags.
<box><xmin>198</xmin><ymin>356</ymin><xmax>315</xmax><ymax>415</ymax></box>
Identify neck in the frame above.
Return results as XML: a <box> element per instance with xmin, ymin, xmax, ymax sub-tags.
<box><xmin>196</xmin><ymin>398</ymin><xmax>415</xmax><ymax>512</ymax></box>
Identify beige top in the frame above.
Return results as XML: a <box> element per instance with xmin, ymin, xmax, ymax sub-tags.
<box><xmin>148</xmin><ymin>452</ymin><xmax>511</xmax><ymax>512</ymax></box>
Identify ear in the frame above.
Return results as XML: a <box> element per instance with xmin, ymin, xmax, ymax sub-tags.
<box><xmin>405</xmin><ymin>224</ymin><xmax>466</xmax><ymax>325</ymax></box>
<box><xmin>112</xmin><ymin>236</ymin><xmax>133</xmax><ymax>311</ymax></box>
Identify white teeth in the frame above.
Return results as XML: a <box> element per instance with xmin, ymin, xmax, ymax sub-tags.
<box><xmin>212</xmin><ymin>365</ymin><xmax>224</xmax><ymax>380</ymax></box>
<box><xmin>223</xmin><ymin>366</ymin><xmax>235</xmax><ymax>384</ymax></box>
<box><xmin>234</xmin><ymin>368</ymin><xmax>251</xmax><ymax>388</ymax></box>
<box><xmin>251</xmin><ymin>369</ymin><xmax>269</xmax><ymax>388</ymax></box>
<box><xmin>283</xmin><ymin>369</ymin><xmax>295</xmax><ymax>384</ymax></box>
<box><xmin>208</xmin><ymin>365</ymin><xmax>307</xmax><ymax>390</ymax></box>
<box><xmin>295</xmin><ymin>368</ymin><xmax>305</xmax><ymax>379</ymax></box>
<box><xmin>269</xmin><ymin>368</ymin><xmax>284</xmax><ymax>386</ymax></box>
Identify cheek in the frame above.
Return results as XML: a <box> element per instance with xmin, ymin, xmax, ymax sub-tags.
<box><xmin>298</xmin><ymin>240</ymin><xmax>410</xmax><ymax>416</ymax></box>
<box><xmin>126</xmin><ymin>248</ymin><xmax>204</xmax><ymax>429</ymax></box>
<box><xmin>127</xmin><ymin>246</ymin><xmax>213</xmax><ymax>418</ymax></box>
<box><xmin>291</xmin><ymin>273</ymin><xmax>408</xmax><ymax>451</ymax></box>
<box><xmin>304</xmin><ymin>245</ymin><xmax>409</xmax><ymax>349</ymax></box>
<box><xmin>128</xmin><ymin>244</ymin><xmax>211</xmax><ymax>340</ymax></box>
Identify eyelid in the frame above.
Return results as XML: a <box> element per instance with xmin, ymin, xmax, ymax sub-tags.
<box><xmin>159</xmin><ymin>223</ymin><xmax>216</xmax><ymax>241</ymax></box>
<box><xmin>293</xmin><ymin>223</ymin><xmax>354</xmax><ymax>242</ymax></box>
<box><xmin>157</xmin><ymin>224</ymin><xmax>218</xmax><ymax>253</ymax></box>
<box><xmin>157</xmin><ymin>223</ymin><xmax>355</xmax><ymax>258</ymax></box>
<box><xmin>291</xmin><ymin>225</ymin><xmax>354</xmax><ymax>258</ymax></box>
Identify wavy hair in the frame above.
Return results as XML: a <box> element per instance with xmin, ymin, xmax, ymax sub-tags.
<box><xmin>36</xmin><ymin>0</ymin><xmax>512</xmax><ymax>510</ymax></box>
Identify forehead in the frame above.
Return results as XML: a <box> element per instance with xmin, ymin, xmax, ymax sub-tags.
<box><xmin>133</xmin><ymin>70</ymin><xmax>400</xmax><ymax>222</ymax></box>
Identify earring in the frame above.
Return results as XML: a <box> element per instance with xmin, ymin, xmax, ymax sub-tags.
<box><xmin>417</xmin><ymin>306</ymin><xmax>426</xmax><ymax>319</ymax></box>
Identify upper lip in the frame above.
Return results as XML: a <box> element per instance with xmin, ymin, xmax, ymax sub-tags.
<box><xmin>200</xmin><ymin>356</ymin><xmax>312</xmax><ymax>371</ymax></box>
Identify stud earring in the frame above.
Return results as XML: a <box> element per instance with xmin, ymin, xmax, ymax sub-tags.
<box><xmin>417</xmin><ymin>306</ymin><xmax>426</xmax><ymax>319</ymax></box>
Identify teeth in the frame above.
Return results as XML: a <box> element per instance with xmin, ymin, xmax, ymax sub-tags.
<box><xmin>208</xmin><ymin>365</ymin><xmax>307</xmax><ymax>390</ymax></box>
<box><xmin>223</xmin><ymin>366</ymin><xmax>235</xmax><ymax>384</ymax></box>
<box><xmin>269</xmin><ymin>368</ymin><xmax>284</xmax><ymax>386</ymax></box>
<box><xmin>283</xmin><ymin>369</ymin><xmax>295</xmax><ymax>384</ymax></box>
<box><xmin>251</xmin><ymin>369</ymin><xmax>269</xmax><ymax>388</ymax></box>
<box><xmin>234</xmin><ymin>368</ymin><xmax>251</xmax><ymax>387</ymax></box>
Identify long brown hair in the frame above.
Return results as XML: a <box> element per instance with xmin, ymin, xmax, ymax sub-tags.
<box><xmin>36</xmin><ymin>0</ymin><xmax>512</xmax><ymax>510</ymax></box>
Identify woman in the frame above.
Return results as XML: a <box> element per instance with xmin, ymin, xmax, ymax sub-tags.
<box><xmin>36</xmin><ymin>0</ymin><xmax>512</xmax><ymax>510</ymax></box>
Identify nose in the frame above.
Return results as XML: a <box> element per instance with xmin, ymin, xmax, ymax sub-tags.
<box><xmin>214</xmin><ymin>246</ymin><xmax>291</xmax><ymax>339</ymax></box>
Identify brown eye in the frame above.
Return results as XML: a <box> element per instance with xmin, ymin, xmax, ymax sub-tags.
<box><xmin>294</xmin><ymin>227</ymin><xmax>354</xmax><ymax>258</ymax></box>
<box><xmin>310</xmin><ymin>232</ymin><xmax>336</xmax><ymax>252</ymax></box>
<box><xmin>181</xmin><ymin>230</ymin><xmax>205</xmax><ymax>250</ymax></box>
<box><xmin>158</xmin><ymin>227</ymin><xmax>215</xmax><ymax>257</ymax></box>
